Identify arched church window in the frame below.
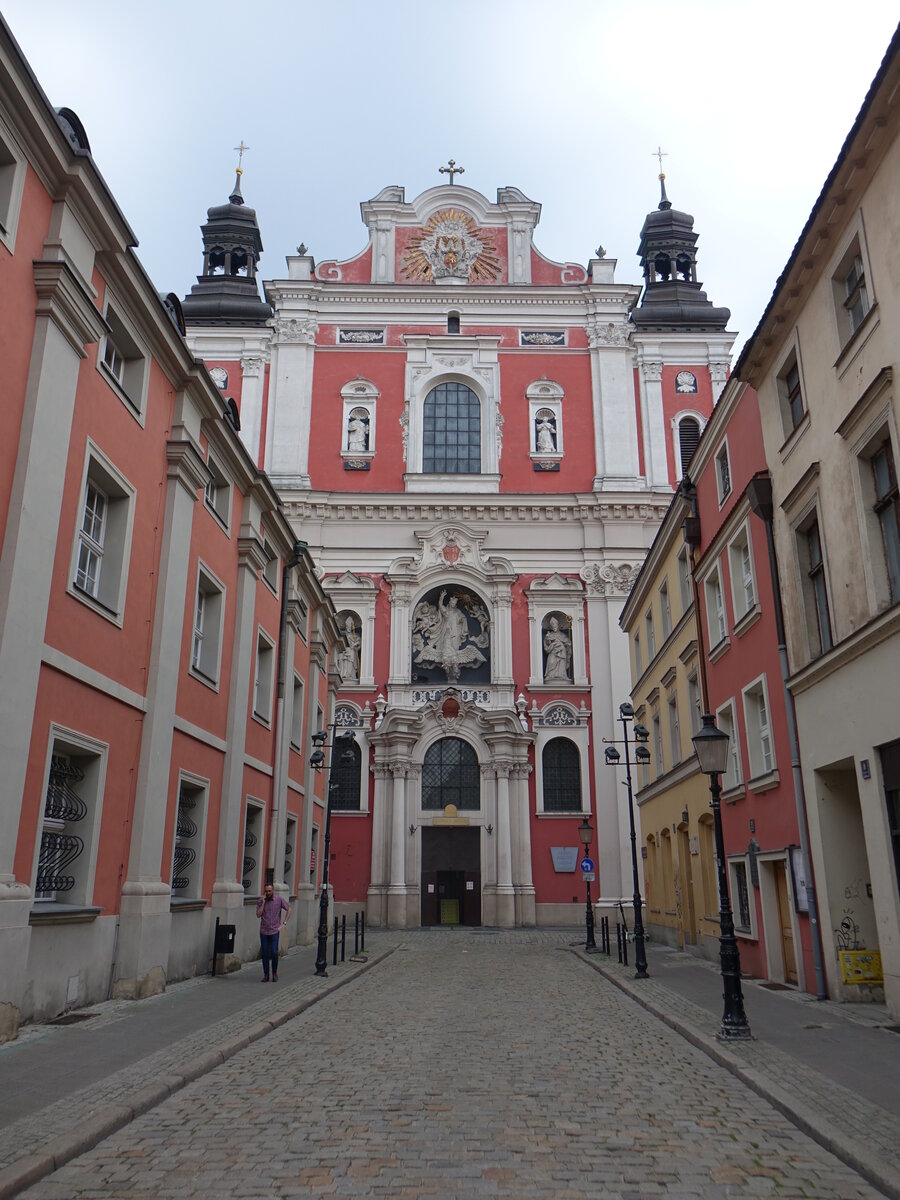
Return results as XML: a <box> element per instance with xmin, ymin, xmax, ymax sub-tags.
<box><xmin>542</xmin><ymin>737</ymin><xmax>581</xmax><ymax>812</ymax></box>
<box><xmin>676</xmin><ymin>414</ymin><xmax>702</xmax><ymax>477</ymax></box>
<box><xmin>423</xmin><ymin>382</ymin><xmax>481</xmax><ymax>474</ymax></box>
<box><xmin>331</xmin><ymin>739</ymin><xmax>362</xmax><ymax>811</ymax></box>
<box><xmin>422</xmin><ymin>737</ymin><xmax>480</xmax><ymax>810</ymax></box>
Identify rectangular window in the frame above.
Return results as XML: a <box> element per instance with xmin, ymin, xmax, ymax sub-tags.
<box><xmin>704</xmin><ymin>566</ymin><xmax>727</xmax><ymax>648</ymax></box>
<box><xmin>204</xmin><ymin>455</ymin><xmax>231</xmax><ymax>528</ymax></box>
<box><xmin>716</xmin><ymin>443</ymin><xmax>732</xmax><ymax>503</ymax></box>
<box><xmin>659</xmin><ymin>578</ymin><xmax>672</xmax><ymax>639</ymax></box>
<box><xmin>171</xmin><ymin>779</ymin><xmax>205</xmax><ymax>900</ymax></box>
<box><xmin>290</xmin><ymin>674</ymin><xmax>306</xmax><ymax>749</ymax></box>
<box><xmin>253</xmin><ymin>630</ymin><xmax>275</xmax><ymax>723</ymax></box>
<box><xmin>262</xmin><ymin>539</ymin><xmax>279</xmax><ymax>594</ymax></box>
<box><xmin>633</xmin><ymin>632</ymin><xmax>642</xmax><ymax>676</ymax></box>
<box><xmin>644</xmin><ymin>610</ymin><xmax>656</xmax><ymax>660</ymax></box>
<box><xmin>730</xmin><ymin>859</ymin><xmax>752</xmax><ymax>931</ymax></box>
<box><xmin>70</xmin><ymin>447</ymin><xmax>135</xmax><ymax>622</ymax></box>
<box><xmin>796</xmin><ymin>514</ymin><xmax>833</xmax><ymax>656</ymax></box>
<box><xmin>0</xmin><ymin>118</ymin><xmax>26</xmax><ymax>251</ymax></box>
<box><xmin>777</xmin><ymin>351</ymin><xmax>806</xmax><ymax>436</ymax></box>
<box><xmin>688</xmin><ymin>673</ymin><xmax>702</xmax><ymax>736</ymax></box>
<box><xmin>872</xmin><ymin>441</ymin><xmax>900</xmax><ymax>603</ymax></box>
<box><xmin>833</xmin><ymin>237</ymin><xmax>872</xmax><ymax>347</ymax></box>
<box><xmin>743</xmin><ymin>679</ymin><xmax>774</xmax><ymax>780</ymax></box>
<box><xmin>34</xmin><ymin>732</ymin><xmax>106</xmax><ymax>908</ymax></box>
<box><xmin>652</xmin><ymin>713</ymin><xmax>663</xmax><ymax>779</ymax></box>
<box><xmin>190</xmin><ymin>566</ymin><xmax>225</xmax><ymax>684</ymax></box>
<box><xmin>716</xmin><ymin>701</ymin><xmax>742</xmax><ymax>791</ymax></box>
<box><xmin>100</xmin><ymin>303</ymin><xmax>147</xmax><ymax>415</ymax></box>
<box><xmin>677</xmin><ymin>547</ymin><xmax>692</xmax><ymax>613</ymax></box>
<box><xmin>699</xmin><ymin>818</ymin><xmax>717</xmax><ymax>918</ymax></box>
<box><xmin>242</xmin><ymin>802</ymin><xmax>264</xmax><ymax>894</ymax></box>
<box><xmin>285</xmin><ymin>815</ymin><xmax>298</xmax><ymax>895</ymax></box>
<box><xmin>728</xmin><ymin>523</ymin><xmax>756</xmax><ymax>623</ymax></box>
<box><xmin>667</xmin><ymin>695</ymin><xmax>681</xmax><ymax>766</ymax></box>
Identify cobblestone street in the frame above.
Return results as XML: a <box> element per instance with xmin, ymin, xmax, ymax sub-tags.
<box><xmin>17</xmin><ymin>933</ymin><xmax>884</xmax><ymax>1199</ymax></box>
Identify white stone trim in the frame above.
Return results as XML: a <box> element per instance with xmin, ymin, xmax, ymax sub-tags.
<box><xmin>524</xmin><ymin>574</ymin><xmax>587</xmax><ymax>688</ymax></box>
<box><xmin>532</xmin><ymin>703</ymin><xmax>590</xmax><ymax>816</ymax></box>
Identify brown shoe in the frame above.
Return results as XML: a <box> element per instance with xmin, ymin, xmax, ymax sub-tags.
<box><xmin>272</xmin><ymin>971</ymin><xmax>278</xmax><ymax>981</ymax></box>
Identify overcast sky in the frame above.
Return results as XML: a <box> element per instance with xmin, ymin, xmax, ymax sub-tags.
<box><xmin>4</xmin><ymin>2</ymin><xmax>898</xmax><ymax>353</ymax></box>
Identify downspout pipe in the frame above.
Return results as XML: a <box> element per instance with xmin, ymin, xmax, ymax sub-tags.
<box><xmin>746</xmin><ymin>474</ymin><xmax>828</xmax><ymax>999</ymax></box>
<box><xmin>266</xmin><ymin>539</ymin><xmax>309</xmax><ymax>884</ymax></box>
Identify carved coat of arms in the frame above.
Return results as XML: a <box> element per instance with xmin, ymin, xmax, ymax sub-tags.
<box><xmin>402</xmin><ymin>208</ymin><xmax>501</xmax><ymax>283</ymax></box>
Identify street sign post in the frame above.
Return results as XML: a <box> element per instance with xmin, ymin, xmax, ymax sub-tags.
<box><xmin>580</xmin><ymin>856</ymin><xmax>594</xmax><ymax>873</ymax></box>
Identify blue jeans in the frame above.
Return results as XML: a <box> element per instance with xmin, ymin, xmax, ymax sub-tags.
<box><xmin>260</xmin><ymin>932</ymin><xmax>280</xmax><ymax>976</ymax></box>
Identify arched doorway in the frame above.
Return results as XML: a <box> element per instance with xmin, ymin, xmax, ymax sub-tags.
<box><xmin>420</xmin><ymin>737</ymin><xmax>482</xmax><ymax>926</ymax></box>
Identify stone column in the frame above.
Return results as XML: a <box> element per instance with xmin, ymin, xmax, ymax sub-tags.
<box><xmin>209</xmin><ymin>525</ymin><xmax>268</xmax><ymax>956</ymax></box>
<box><xmin>590</xmin><ymin>334</ymin><xmax>642</xmax><ymax>490</ymax></box>
<box><xmin>637</xmin><ymin>358</ymin><xmax>670</xmax><ymax>488</ymax></box>
<box><xmin>387</xmin><ymin>765</ymin><xmax>408</xmax><ymax>927</ymax></box>
<box><xmin>366</xmin><ymin>763</ymin><xmax>391</xmax><ymax>926</ymax></box>
<box><xmin>114</xmin><ymin>435</ymin><xmax>210</xmax><ymax>1000</ymax></box>
<box><xmin>0</xmin><ymin>260</ymin><xmax>106</xmax><ymax>1041</ymax></box>
<box><xmin>238</xmin><ymin>354</ymin><xmax>265</xmax><ymax>467</ymax></box>
<box><xmin>512</xmin><ymin>764</ymin><xmax>536</xmax><ymax>926</ymax></box>
<box><xmin>495</xmin><ymin>763</ymin><xmax>515</xmax><ymax>928</ymax></box>
<box><xmin>265</xmin><ymin>314</ymin><xmax>318</xmax><ymax>489</ymax></box>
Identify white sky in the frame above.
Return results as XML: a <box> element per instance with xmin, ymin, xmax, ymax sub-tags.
<box><xmin>4</xmin><ymin>2</ymin><xmax>898</xmax><ymax>353</ymax></box>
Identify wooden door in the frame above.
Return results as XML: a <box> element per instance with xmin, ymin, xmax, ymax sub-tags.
<box><xmin>774</xmin><ymin>860</ymin><xmax>798</xmax><ymax>984</ymax></box>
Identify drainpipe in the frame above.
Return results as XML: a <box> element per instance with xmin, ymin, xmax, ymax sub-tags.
<box><xmin>266</xmin><ymin>539</ymin><xmax>308</xmax><ymax>885</ymax></box>
<box><xmin>746</xmin><ymin>473</ymin><xmax>828</xmax><ymax>999</ymax></box>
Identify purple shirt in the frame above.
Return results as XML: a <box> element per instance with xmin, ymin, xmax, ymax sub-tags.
<box><xmin>256</xmin><ymin>895</ymin><xmax>289</xmax><ymax>935</ymax></box>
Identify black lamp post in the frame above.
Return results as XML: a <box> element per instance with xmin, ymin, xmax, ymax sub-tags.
<box><xmin>309</xmin><ymin>726</ymin><xmax>356</xmax><ymax>977</ymax></box>
<box><xmin>603</xmin><ymin>702</ymin><xmax>650</xmax><ymax>978</ymax></box>
<box><xmin>578</xmin><ymin>816</ymin><xmax>598</xmax><ymax>953</ymax></box>
<box><xmin>692</xmin><ymin>712</ymin><xmax>752</xmax><ymax>1040</ymax></box>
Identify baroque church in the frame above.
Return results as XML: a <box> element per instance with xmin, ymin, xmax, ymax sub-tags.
<box><xmin>183</xmin><ymin>166</ymin><xmax>735</xmax><ymax>928</ymax></box>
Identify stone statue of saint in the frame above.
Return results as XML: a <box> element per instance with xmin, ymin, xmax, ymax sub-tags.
<box><xmin>336</xmin><ymin>615</ymin><xmax>360</xmax><ymax>681</ymax></box>
<box><xmin>411</xmin><ymin>589</ymin><xmax>488</xmax><ymax>682</ymax></box>
<box><xmin>543</xmin><ymin>616</ymin><xmax>572</xmax><ymax>682</ymax></box>
<box><xmin>536</xmin><ymin>415</ymin><xmax>556</xmax><ymax>454</ymax></box>
<box><xmin>347</xmin><ymin>414</ymin><xmax>368</xmax><ymax>453</ymax></box>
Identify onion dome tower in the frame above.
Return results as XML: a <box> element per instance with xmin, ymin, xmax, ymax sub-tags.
<box><xmin>182</xmin><ymin>167</ymin><xmax>272</xmax><ymax>326</ymax></box>
<box><xmin>631</xmin><ymin>173</ymin><xmax>730</xmax><ymax>331</ymax></box>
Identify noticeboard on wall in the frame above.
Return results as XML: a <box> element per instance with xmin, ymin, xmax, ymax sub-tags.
<box><xmin>550</xmin><ymin>847</ymin><xmax>578</xmax><ymax>873</ymax></box>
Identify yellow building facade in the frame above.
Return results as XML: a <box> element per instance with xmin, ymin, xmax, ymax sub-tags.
<box><xmin>620</xmin><ymin>489</ymin><xmax>721</xmax><ymax>958</ymax></box>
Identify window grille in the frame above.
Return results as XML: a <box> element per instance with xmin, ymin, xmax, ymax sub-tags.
<box><xmin>172</xmin><ymin>790</ymin><xmax>198</xmax><ymax>891</ymax></box>
<box><xmin>542</xmin><ymin>737</ymin><xmax>581</xmax><ymax>812</ymax></box>
<box><xmin>332</xmin><ymin>740</ymin><xmax>362</xmax><ymax>810</ymax></box>
<box><xmin>36</xmin><ymin>756</ymin><xmax>87</xmax><ymax>899</ymax></box>
<box><xmin>422</xmin><ymin>737</ymin><xmax>480</xmax><ymax>810</ymax></box>
<box><xmin>423</xmin><ymin>382</ymin><xmax>481</xmax><ymax>474</ymax></box>
<box><xmin>243</xmin><ymin>828</ymin><xmax>257</xmax><ymax>890</ymax></box>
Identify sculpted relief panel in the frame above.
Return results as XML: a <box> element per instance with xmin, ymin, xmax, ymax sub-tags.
<box><xmin>411</xmin><ymin>585</ymin><xmax>491</xmax><ymax>684</ymax></box>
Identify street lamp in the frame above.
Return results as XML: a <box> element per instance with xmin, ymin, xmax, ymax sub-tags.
<box><xmin>603</xmin><ymin>702</ymin><xmax>650</xmax><ymax>978</ymax></box>
<box><xmin>309</xmin><ymin>725</ymin><xmax>357</xmax><ymax>977</ymax></box>
<box><xmin>578</xmin><ymin>816</ymin><xmax>598</xmax><ymax>953</ymax></box>
<box><xmin>692</xmin><ymin>712</ymin><xmax>752</xmax><ymax>1040</ymax></box>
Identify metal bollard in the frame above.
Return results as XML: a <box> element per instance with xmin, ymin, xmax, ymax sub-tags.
<box><xmin>622</xmin><ymin>926</ymin><xmax>628</xmax><ymax>967</ymax></box>
<box><xmin>354</xmin><ymin>911</ymin><xmax>360</xmax><ymax>955</ymax></box>
<box><xmin>340</xmin><ymin>914</ymin><xmax>346</xmax><ymax>962</ymax></box>
<box><xmin>332</xmin><ymin>917</ymin><xmax>338</xmax><ymax>965</ymax></box>
<box><xmin>361</xmin><ymin>911</ymin><xmax>366</xmax><ymax>952</ymax></box>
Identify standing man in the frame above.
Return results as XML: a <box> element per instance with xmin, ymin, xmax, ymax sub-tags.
<box><xmin>256</xmin><ymin>883</ymin><xmax>290</xmax><ymax>982</ymax></box>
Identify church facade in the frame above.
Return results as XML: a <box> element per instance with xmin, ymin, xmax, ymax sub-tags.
<box><xmin>184</xmin><ymin>173</ymin><xmax>735</xmax><ymax>927</ymax></box>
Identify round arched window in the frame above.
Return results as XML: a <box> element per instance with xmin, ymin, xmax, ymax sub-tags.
<box><xmin>423</xmin><ymin>382</ymin><xmax>481</xmax><ymax>474</ymax></box>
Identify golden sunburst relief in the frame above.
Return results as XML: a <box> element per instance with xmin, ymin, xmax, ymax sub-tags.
<box><xmin>402</xmin><ymin>208</ymin><xmax>502</xmax><ymax>283</ymax></box>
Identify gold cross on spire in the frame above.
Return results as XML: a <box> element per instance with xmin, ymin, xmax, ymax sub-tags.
<box><xmin>234</xmin><ymin>140</ymin><xmax>249</xmax><ymax>176</ymax></box>
<box><xmin>439</xmin><ymin>158</ymin><xmax>465</xmax><ymax>185</ymax></box>
<box><xmin>652</xmin><ymin>145</ymin><xmax>667</xmax><ymax>179</ymax></box>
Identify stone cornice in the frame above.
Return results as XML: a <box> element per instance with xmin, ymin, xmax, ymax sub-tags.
<box><xmin>788</xmin><ymin>602</ymin><xmax>900</xmax><ymax>697</ymax></box>
<box><xmin>166</xmin><ymin>439</ymin><xmax>210</xmax><ymax>497</ymax></box>
<box><xmin>32</xmin><ymin>259</ymin><xmax>107</xmax><ymax>356</ymax></box>
<box><xmin>283</xmin><ymin>494</ymin><xmax>672</xmax><ymax>526</ymax></box>
<box><xmin>237</xmin><ymin>534</ymin><xmax>268</xmax><ymax>574</ymax></box>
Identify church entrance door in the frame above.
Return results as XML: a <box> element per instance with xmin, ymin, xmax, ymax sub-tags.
<box><xmin>421</xmin><ymin>827</ymin><xmax>481</xmax><ymax>927</ymax></box>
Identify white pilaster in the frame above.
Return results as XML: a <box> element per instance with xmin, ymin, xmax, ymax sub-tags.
<box><xmin>495</xmin><ymin>765</ymin><xmax>515</xmax><ymax>928</ymax></box>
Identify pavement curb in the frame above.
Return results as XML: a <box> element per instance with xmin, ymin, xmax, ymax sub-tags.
<box><xmin>570</xmin><ymin>948</ymin><xmax>898</xmax><ymax>1200</ymax></box>
<box><xmin>0</xmin><ymin>946</ymin><xmax>396</xmax><ymax>1200</ymax></box>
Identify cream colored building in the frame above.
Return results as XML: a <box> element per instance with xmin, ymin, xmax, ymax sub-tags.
<box><xmin>736</xmin><ymin>31</ymin><xmax>900</xmax><ymax>1015</ymax></box>
<box><xmin>620</xmin><ymin>490</ymin><xmax>720</xmax><ymax>958</ymax></box>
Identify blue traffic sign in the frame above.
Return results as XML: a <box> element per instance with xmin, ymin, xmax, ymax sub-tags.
<box><xmin>580</xmin><ymin>857</ymin><xmax>594</xmax><ymax>873</ymax></box>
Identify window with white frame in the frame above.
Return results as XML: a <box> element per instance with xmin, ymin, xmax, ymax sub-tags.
<box><xmin>796</xmin><ymin>511</ymin><xmax>833</xmax><ymax>657</ymax></box>
<box><xmin>667</xmin><ymin>694</ymin><xmax>681</xmax><ymax>766</ymax></box>
<box><xmin>423</xmin><ymin>382</ymin><xmax>481</xmax><ymax>474</ymax></box>
<box><xmin>728</xmin><ymin>522</ymin><xmax>756</xmax><ymax>624</ymax></box>
<box><xmin>659</xmin><ymin>578</ymin><xmax>672</xmax><ymax>639</ymax></box>
<box><xmin>715</xmin><ymin>441</ymin><xmax>732</xmax><ymax>504</ymax></box>
<box><xmin>34</xmin><ymin>732</ymin><xmax>106</xmax><ymax>908</ymax></box>
<box><xmin>0</xmin><ymin>116</ymin><xmax>26</xmax><ymax>252</ymax></box>
<box><xmin>675</xmin><ymin>414</ymin><xmax>702</xmax><ymax>478</ymax></box>
<box><xmin>688</xmin><ymin>672</ymin><xmax>702</xmax><ymax>736</ymax></box>
<box><xmin>253</xmin><ymin>629</ymin><xmax>276</xmax><ymax>723</ymax></box>
<box><xmin>832</xmin><ymin>235</ymin><xmax>871</xmax><ymax>346</ymax></box>
<box><xmin>677</xmin><ymin>547</ymin><xmax>692</xmax><ymax>615</ymax></box>
<box><xmin>633</xmin><ymin>631</ymin><xmax>642</xmax><ymax>677</ymax></box>
<box><xmin>728</xmin><ymin>857</ymin><xmax>753</xmax><ymax>933</ymax></box>
<box><xmin>872</xmin><ymin>440</ymin><xmax>900</xmax><ymax>604</ymax></box>
<box><xmin>332</xmin><ymin>739</ymin><xmax>363</xmax><ymax>811</ymax></box>
<box><xmin>541</xmin><ymin>737</ymin><xmax>582</xmax><ymax>812</ymax></box>
<box><xmin>652</xmin><ymin>712</ymin><xmax>663</xmax><ymax>778</ymax></box>
<box><xmin>644</xmin><ymin>609</ymin><xmax>656</xmax><ymax>660</ymax></box>
<box><xmin>290</xmin><ymin>674</ymin><xmax>305</xmax><ymax>749</ymax></box>
<box><xmin>704</xmin><ymin>565</ymin><xmax>727</xmax><ymax>648</ymax></box>
<box><xmin>776</xmin><ymin>349</ymin><xmax>806</xmax><ymax>437</ymax></box>
<box><xmin>242</xmin><ymin>802</ymin><xmax>264</xmax><ymax>893</ymax></box>
<box><xmin>190</xmin><ymin>566</ymin><xmax>225</xmax><ymax>684</ymax></box>
<box><xmin>71</xmin><ymin>446</ymin><xmax>135</xmax><ymax>622</ymax></box>
<box><xmin>204</xmin><ymin>454</ymin><xmax>231</xmax><ymax>528</ymax></box>
<box><xmin>171</xmin><ymin>778</ymin><xmax>205</xmax><ymax>900</ymax></box>
<box><xmin>262</xmin><ymin>539</ymin><xmax>279</xmax><ymax>594</ymax></box>
<box><xmin>853</xmin><ymin>426</ymin><xmax>900</xmax><ymax>612</ymax></box>
<box><xmin>716</xmin><ymin>700</ymin><xmax>742</xmax><ymax>792</ymax></box>
<box><xmin>100</xmin><ymin>301</ymin><xmax>148</xmax><ymax>416</ymax></box>
<box><xmin>743</xmin><ymin>678</ymin><xmax>774</xmax><ymax>780</ymax></box>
